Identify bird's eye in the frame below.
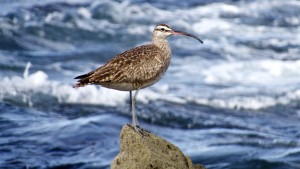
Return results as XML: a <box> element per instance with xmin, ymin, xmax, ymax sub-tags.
<box><xmin>160</xmin><ymin>28</ymin><xmax>165</xmax><ymax>31</ymax></box>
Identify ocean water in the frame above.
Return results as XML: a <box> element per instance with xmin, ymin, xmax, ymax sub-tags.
<box><xmin>1</xmin><ymin>0</ymin><xmax>300</xmax><ymax>168</ymax></box>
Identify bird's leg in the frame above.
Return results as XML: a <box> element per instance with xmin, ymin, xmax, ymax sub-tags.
<box><xmin>129</xmin><ymin>90</ymin><xmax>150</xmax><ymax>135</ymax></box>
<box><xmin>130</xmin><ymin>90</ymin><xmax>140</xmax><ymax>130</ymax></box>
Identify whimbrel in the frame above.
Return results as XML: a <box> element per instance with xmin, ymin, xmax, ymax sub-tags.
<box><xmin>73</xmin><ymin>24</ymin><xmax>203</xmax><ymax>131</ymax></box>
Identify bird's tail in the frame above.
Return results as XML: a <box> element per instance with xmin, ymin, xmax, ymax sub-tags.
<box><xmin>73</xmin><ymin>73</ymin><xmax>92</xmax><ymax>88</ymax></box>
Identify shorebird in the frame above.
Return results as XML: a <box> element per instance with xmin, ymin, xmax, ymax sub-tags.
<box><xmin>73</xmin><ymin>24</ymin><xmax>203</xmax><ymax>131</ymax></box>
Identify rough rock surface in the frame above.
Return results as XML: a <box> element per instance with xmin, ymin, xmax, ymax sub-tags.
<box><xmin>111</xmin><ymin>124</ymin><xmax>206</xmax><ymax>169</ymax></box>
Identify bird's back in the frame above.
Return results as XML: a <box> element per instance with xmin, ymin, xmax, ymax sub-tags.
<box><xmin>74</xmin><ymin>44</ymin><xmax>171</xmax><ymax>91</ymax></box>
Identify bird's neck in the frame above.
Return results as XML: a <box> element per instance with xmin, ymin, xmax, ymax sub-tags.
<box><xmin>152</xmin><ymin>37</ymin><xmax>170</xmax><ymax>53</ymax></box>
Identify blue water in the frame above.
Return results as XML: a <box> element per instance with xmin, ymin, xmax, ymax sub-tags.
<box><xmin>1</xmin><ymin>0</ymin><xmax>300</xmax><ymax>168</ymax></box>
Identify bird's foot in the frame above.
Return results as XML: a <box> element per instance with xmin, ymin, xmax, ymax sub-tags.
<box><xmin>129</xmin><ymin>124</ymin><xmax>150</xmax><ymax>136</ymax></box>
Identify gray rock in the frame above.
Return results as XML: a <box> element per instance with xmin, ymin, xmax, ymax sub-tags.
<box><xmin>111</xmin><ymin>124</ymin><xmax>206</xmax><ymax>169</ymax></box>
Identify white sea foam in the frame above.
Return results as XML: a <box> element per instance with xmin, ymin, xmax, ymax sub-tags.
<box><xmin>3</xmin><ymin>55</ymin><xmax>300</xmax><ymax>110</ymax></box>
<box><xmin>203</xmin><ymin>59</ymin><xmax>300</xmax><ymax>86</ymax></box>
<box><xmin>162</xmin><ymin>57</ymin><xmax>300</xmax><ymax>110</ymax></box>
<box><xmin>0</xmin><ymin>64</ymin><xmax>128</xmax><ymax>107</ymax></box>
<box><xmin>77</xmin><ymin>7</ymin><xmax>92</xmax><ymax>19</ymax></box>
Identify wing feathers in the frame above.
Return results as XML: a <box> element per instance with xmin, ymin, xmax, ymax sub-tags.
<box><xmin>73</xmin><ymin>44</ymin><xmax>164</xmax><ymax>88</ymax></box>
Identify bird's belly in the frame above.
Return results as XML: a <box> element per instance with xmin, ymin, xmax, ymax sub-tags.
<box><xmin>99</xmin><ymin>77</ymin><xmax>161</xmax><ymax>91</ymax></box>
<box><xmin>139</xmin><ymin>78</ymin><xmax>160</xmax><ymax>89</ymax></box>
<box><xmin>100</xmin><ymin>82</ymin><xmax>136</xmax><ymax>91</ymax></box>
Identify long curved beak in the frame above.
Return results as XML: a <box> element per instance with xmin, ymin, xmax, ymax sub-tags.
<box><xmin>172</xmin><ymin>30</ymin><xmax>203</xmax><ymax>43</ymax></box>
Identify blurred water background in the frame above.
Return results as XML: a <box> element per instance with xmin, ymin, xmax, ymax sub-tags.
<box><xmin>1</xmin><ymin>0</ymin><xmax>300</xmax><ymax>168</ymax></box>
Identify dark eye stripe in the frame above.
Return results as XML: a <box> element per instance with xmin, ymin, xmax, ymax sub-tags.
<box><xmin>155</xmin><ymin>28</ymin><xmax>171</xmax><ymax>32</ymax></box>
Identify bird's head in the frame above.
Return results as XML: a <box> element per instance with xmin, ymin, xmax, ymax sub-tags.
<box><xmin>153</xmin><ymin>24</ymin><xmax>203</xmax><ymax>43</ymax></box>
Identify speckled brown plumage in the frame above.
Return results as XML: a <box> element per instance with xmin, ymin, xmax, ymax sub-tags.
<box><xmin>73</xmin><ymin>44</ymin><xmax>170</xmax><ymax>91</ymax></box>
